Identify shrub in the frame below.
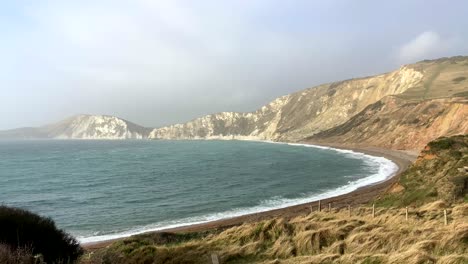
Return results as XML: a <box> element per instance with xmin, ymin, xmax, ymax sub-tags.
<box><xmin>427</xmin><ymin>137</ymin><xmax>455</xmax><ymax>151</ymax></box>
<box><xmin>0</xmin><ymin>206</ymin><xmax>83</xmax><ymax>263</ymax></box>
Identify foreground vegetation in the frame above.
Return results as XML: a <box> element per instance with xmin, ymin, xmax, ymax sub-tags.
<box><xmin>0</xmin><ymin>206</ymin><xmax>83</xmax><ymax>264</ymax></box>
<box><xmin>81</xmin><ymin>202</ymin><xmax>467</xmax><ymax>264</ymax></box>
<box><xmin>376</xmin><ymin>135</ymin><xmax>467</xmax><ymax>207</ymax></box>
<box><xmin>82</xmin><ymin>135</ymin><xmax>467</xmax><ymax>264</ymax></box>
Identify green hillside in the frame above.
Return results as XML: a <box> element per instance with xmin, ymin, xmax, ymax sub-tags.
<box><xmin>377</xmin><ymin>135</ymin><xmax>467</xmax><ymax>207</ymax></box>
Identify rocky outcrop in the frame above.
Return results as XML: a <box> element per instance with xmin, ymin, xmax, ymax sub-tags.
<box><xmin>0</xmin><ymin>115</ymin><xmax>151</xmax><ymax>139</ymax></box>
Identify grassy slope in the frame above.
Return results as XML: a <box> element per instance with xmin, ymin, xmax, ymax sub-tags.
<box><xmin>398</xmin><ymin>56</ymin><xmax>468</xmax><ymax>101</ymax></box>
<box><xmin>82</xmin><ymin>203</ymin><xmax>467</xmax><ymax>264</ymax></box>
<box><xmin>376</xmin><ymin>135</ymin><xmax>467</xmax><ymax>207</ymax></box>
<box><xmin>82</xmin><ymin>136</ymin><xmax>468</xmax><ymax>264</ymax></box>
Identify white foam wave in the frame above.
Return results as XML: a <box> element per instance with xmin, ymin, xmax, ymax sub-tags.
<box><xmin>79</xmin><ymin>142</ymin><xmax>398</xmax><ymax>244</ymax></box>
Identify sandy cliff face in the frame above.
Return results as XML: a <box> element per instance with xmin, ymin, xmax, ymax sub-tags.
<box><xmin>149</xmin><ymin>66</ymin><xmax>424</xmax><ymax>141</ymax></box>
<box><xmin>308</xmin><ymin>96</ymin><xmax>467</xmax><ymax>150</ymax></box>
<box><xmin>308</xmin><ymin>57</ymin><xmax>468</xmax><ymax>150</ymax></box>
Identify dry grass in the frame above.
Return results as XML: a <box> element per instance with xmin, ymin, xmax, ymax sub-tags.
<box><xmin>82</xmin><ymin>201</ymin><xmax>468</xmax><ymax>264</ymax></box>
<box><xmin>400</xmin><ymin>56</ymin><xmax>468</xmax><ymax>101</ymax></box>
<box><xmin>0</xmin><ymin>243</ymin><xmax>39</xmax><ymax>264</ymax></box>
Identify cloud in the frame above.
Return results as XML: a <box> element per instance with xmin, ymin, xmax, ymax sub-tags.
<box><xmin>397</xmin><ymin>31</ymin><xmax>445</xmax><ymax>62</ymax></box>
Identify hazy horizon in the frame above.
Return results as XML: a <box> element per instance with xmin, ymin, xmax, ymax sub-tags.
<box><xmin>2</xmin><ymin>0</ymin><xmax>468</xmax><ymax>130</ymax></box>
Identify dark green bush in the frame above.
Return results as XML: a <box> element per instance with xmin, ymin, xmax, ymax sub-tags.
<box><xmin>0</xmin><ymin>206</ymin><xmax>83</xmax><ymax>263</ymax></box>
<box><xmin>427</xmin><ymin>137</ymin><xmax>455</xmax><ymax>151</ymax></box>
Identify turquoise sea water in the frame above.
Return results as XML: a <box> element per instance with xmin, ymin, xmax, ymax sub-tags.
<box><xmin>0</xmin><ymin>140</ymin><xmax>397</xmax><ymax>243</ymax></box>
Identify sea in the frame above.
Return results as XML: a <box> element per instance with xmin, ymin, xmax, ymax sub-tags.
<box><xmin>0</xmin><ymin>140</ymin><xmax>398</xmax><ymax>243</ymax></box>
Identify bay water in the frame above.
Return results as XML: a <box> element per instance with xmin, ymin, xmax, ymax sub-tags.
<box><xmin>0</xmin><ymin>140</ymin><xmax>397</xmax><ymax>243</ymax></box>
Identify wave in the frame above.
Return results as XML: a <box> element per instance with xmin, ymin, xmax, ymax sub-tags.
<box><xmin>79</xmin><ymin>142</ymin><xmax>398</xmax><ymax>244</ymax></box>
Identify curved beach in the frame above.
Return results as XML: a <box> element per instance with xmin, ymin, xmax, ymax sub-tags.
<box><xmin>84</xmin><ymin>143</ymin><xmax>417</xmax><ymax>249</ymax></box>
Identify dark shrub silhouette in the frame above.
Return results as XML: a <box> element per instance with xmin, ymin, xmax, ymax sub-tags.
<box><xmin>0</xmin><ymin>206</ymin><xmax>83</xmax><ymax>263</ymax></box>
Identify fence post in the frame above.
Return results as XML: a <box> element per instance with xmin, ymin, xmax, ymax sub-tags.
<box><xmin>444</xmin><ymin>209</ymin><xmax>448</xmax><ymax>226</ymax></box>
<box><xmin>211</xmin><ymin>253</ymin><xmax>219</xmax><ymax>264</ymax></box>
<box><xmin>328</xmin><ymin>203</ymin><xmax>332</xmax><ymax>212</ymax></box>
<box><xmin>405</xmin><ymin>207</ymin><xmax>408</xmax><ymax>221</ymax></box>
<box><xmin>348</xmin><ymin>205</ymin><xmax>351</xmax><ymax>217</ymax></box>
<box><xmin>318</xmin><ymin>200</ymin><xmax>321</xmax><ymax>212</ymax></box>
<box><xmin>310</xmin><ymin>205</ymin><xmax>313</xmax><ymax>214</ymax></box>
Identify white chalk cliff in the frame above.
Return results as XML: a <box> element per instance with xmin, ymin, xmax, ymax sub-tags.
<box><xmin>0</xmin><ymin>115</ymin><xmax>151</xmax><ymax>139</ymax></box>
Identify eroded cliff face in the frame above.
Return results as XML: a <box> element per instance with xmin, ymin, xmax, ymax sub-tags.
<box><xmin>149</xmin><ymin>66</ymin><xmax>424</xmax><ymax>141</ymax></box>
<box><xmin>308</xmin><ymin>96</ymin><xmax>468</xmax><ymax>150</ymax></box>
<box><xmin>46</xmin><ymin>115</ymin><xmax>151</xmax><ymax>139</ymax></box>
<box><xmin>307</xmin><ymin>57</ymin><xmax>468</xmax><ymax>150</ymax></box>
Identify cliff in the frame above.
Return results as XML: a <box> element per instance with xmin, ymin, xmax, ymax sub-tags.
<box><xmin>149</xmin><ymin>56</ymin><xmax>468</xmax><ymax>150</ymax></box>
<box><xmin>307</xmin><ymin>96</ymin><xmax>467</xmax><ymax>150</ymax></box>
<box><xmin>149</xmin><ymin>65</ymin><xmax>423</xmax><ymax>141</ymax></box>
<box><xmin>0</xmin><ymin>115</ymin><xmax>151</xmax><ymax>139</ymax></box>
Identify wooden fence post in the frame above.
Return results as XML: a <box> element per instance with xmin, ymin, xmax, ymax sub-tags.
<box><xmin>211</xmin><ymin>253</ymin><xmax>219</xmax><ymax>264</ymax></box>
<box><xmin>444</xmin><ymin>209</ymin><xmax>448</xmax><ymax>226</ymax></box>
<box><xmin>328</xmin><ymin>203</ymin><xmax>332</xmax><ymax>212</ymax></box>
<box><xmin>310</xmin><ymin>205</ymin><xmax>313</xmax><ymax>214</ymax></box>
<box><xmin>318</xmin><ymin>200</ymin><xmax>321</xmax><ymax>212</ymax></box>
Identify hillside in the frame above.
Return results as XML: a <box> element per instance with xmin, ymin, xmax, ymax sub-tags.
<box><xmin>148</xmin><ymin>56</ymin><xmax>468</xmax><ymax>151</ymax></box>
<box><xmin>307</xmin><ymin>57</ymin><xmax>468</xmax><ymax>150</ymax></box>
<box><xmin>0</xmin><ymin>115</ymin><xmax>152</xmax><ymax>139</ymax></box>
<box><xmin>149</xmin><ymin>64</ymin><xmax>424</xmax><ymax>141</ymax></box>
<box><xmin>307</xmin><ymin>96</ymin><xmax>467</xmax><ymax>150</ymax></box>
<box><xmin>377</xmin><ymin>135</ymin><xmax>468</xmax><ymax>207</ymax></box>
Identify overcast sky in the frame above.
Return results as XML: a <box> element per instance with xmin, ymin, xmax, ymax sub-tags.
<box><xmin>1</xmin><ymin>0</ymin><xmax>467</xmax><ymax>130</ymax></box>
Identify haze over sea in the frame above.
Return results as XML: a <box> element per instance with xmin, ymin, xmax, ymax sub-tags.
<box><xmin>0</xmin><ymin>140</ymin><xmax>397</xmax><ymax>243</ymax></box>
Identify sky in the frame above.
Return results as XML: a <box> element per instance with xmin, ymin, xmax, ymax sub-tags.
<box><xmin>1</xmin><ymin>0</ymin><xmax>468</xmax><ymax>130</ymax></box>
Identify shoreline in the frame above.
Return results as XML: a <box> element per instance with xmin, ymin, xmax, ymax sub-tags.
<box><xmin>84</xmin><ymin>142</ymin><xmax>417</xmax><ymax>250</ymax></box>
